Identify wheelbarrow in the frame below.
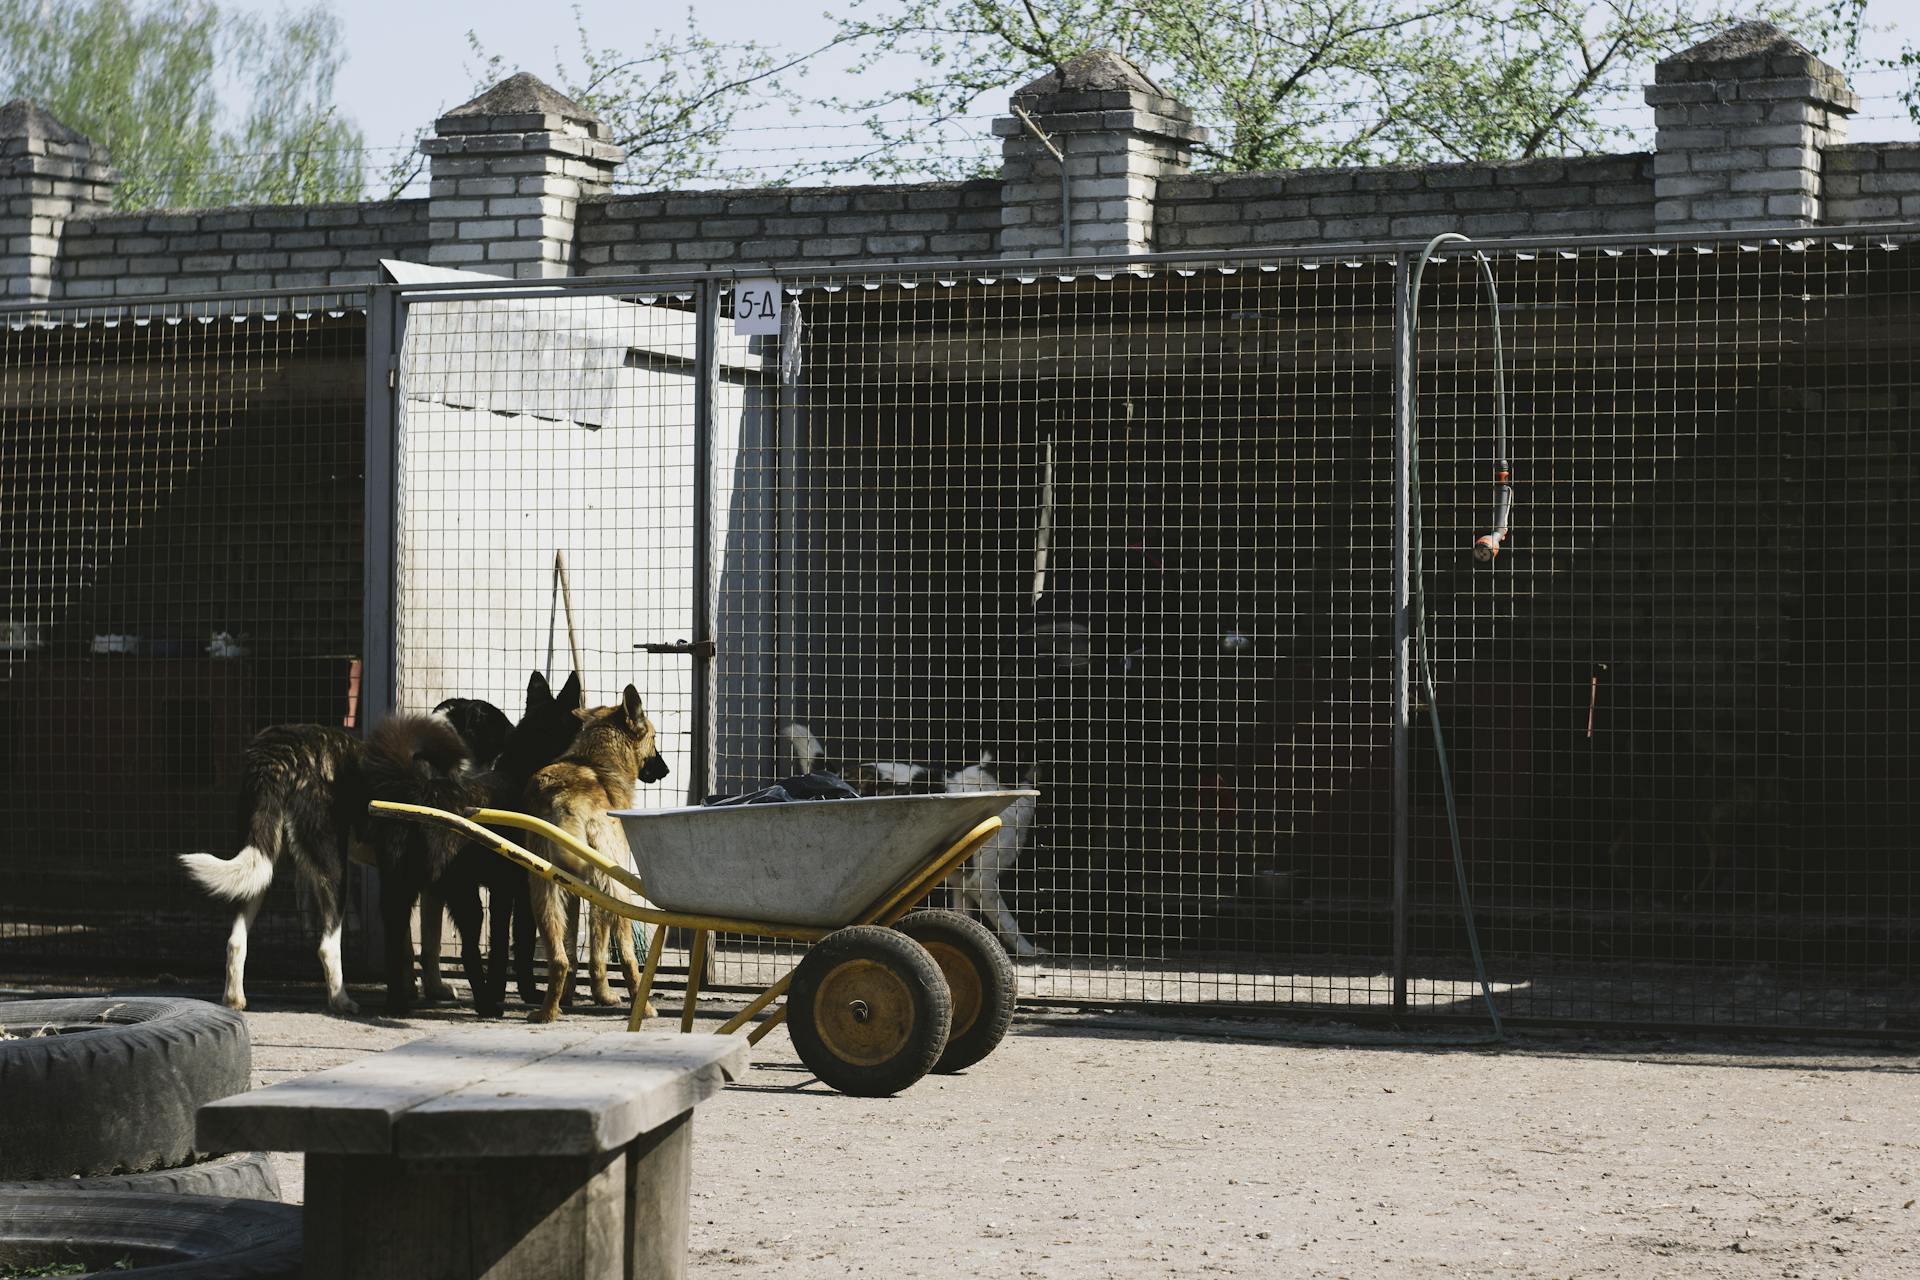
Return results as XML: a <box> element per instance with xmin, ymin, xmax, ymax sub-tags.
<box><xmin>368</xmin><ymin>789</ymin><xmax>1037</xmax><ymax>1096</ymax></box>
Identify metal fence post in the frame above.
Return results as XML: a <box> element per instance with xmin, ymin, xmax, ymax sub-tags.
<box><xmin>773</xmin><ymin>295</ymin><xmax>804</xmax><ymax>752</ymax></box>
<box><xmin>360</xmin><ymin>282</ymin><xmax>404</xmax><ymax>973</ymax></box>
<box><xmin>690</xmin><ymin>280</ymin><xmax>719</xmax><ymax>806</ymax></box>
<box><xmin>1390</xmin><ymin>253</ymin><xmax>1412</xmax><ymax>1013</ymax></box>
<box><xmin>362</xmin><ymin>284</ymin><xmax>400</xmax><ymax>731</ymax></box>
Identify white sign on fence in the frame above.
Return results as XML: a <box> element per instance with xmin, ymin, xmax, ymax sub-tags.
<box><xmin>732</xmin><ymin>279</ymin><xmax>782</xmax><ymax>336</ymax></box>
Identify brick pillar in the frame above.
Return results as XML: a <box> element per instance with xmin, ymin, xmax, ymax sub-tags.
<box><xmin>1647</xmin><ymin>20</ymin><xmax>1856</xmax><ymax>231</ymax></box>
<box><xmin>420</xmin><ymin>72</ymin><xmax>626</xmax><ymax>278</ymax></box>
<box><xmin>0</xmin><ymin>100</ymin><xmax>114</xmax><ymax>302</ymax></box>
<box><xmin>993</xmin><ymin>51</ymin><xmax>1206</xmax><ymax>257</ymax></box>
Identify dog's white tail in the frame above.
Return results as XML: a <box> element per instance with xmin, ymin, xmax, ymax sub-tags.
<box><xmin>179</xmin><ymin>846</ymin><xmax>274</xmax><ymax>902</ymax></box>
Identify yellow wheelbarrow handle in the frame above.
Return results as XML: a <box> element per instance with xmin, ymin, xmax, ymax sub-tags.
<box><xmin>464</xmin><ymin>806</ymin><xmax>648</xmax><ymax>900</ymax></box>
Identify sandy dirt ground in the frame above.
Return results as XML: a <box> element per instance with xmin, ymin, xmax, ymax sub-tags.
<box><xmin>136</xmin><ymin>985</ymin><xmax>1914</xmax><ymax>1280</ymax></box>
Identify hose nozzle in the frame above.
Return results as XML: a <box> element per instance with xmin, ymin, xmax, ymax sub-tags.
<box><xmin>1473</xmin><ymin>482</ymin><xmax>1514</xmax><ymax>564</ymax></box>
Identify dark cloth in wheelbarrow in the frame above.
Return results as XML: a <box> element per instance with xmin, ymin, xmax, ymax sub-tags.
<box><xmin>703</xmin><ymin>771</ymin><xmax>861</xmax><ymax>806</ymax></box>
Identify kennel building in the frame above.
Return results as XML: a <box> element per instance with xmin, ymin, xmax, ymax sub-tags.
<box><xmin>372</xmin><ymin>230</ymin><xmax>1918</xmax><ymax>1033</ymax></box>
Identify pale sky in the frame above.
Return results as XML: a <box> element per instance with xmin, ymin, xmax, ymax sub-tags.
<box><xmin>228</xmin><ymin>0</ymin><xmax>1920</xmax><ymax>192</ymax></box>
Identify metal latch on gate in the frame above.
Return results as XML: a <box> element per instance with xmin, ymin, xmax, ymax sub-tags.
<box><xmin>636</xmin><ymin>639</ymin><xmax>717</xmax><ymax>660</ymax></box>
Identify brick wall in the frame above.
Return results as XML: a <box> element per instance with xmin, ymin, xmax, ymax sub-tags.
<box><xmin>1821</xmin><ymin>143</ymin><xmax>1920</xmax><ymax>223</ymax></box>
<box><xmin>571</xmin><ymin>158</ymin><xmax>1661</xmax><ymax>274</ymax></box>
<box><xmin>1155</xmin><ymin>154</ymin><xmax>1656</xmax><ymax>249</ymax></box>
<box><xmin>54</xmin><ymin>199</ymin><xmax>430</xmax><ymax>297</ymax></box>
<box><xmin>574</xmin><ymin>180</ymin><xmax>1002</xmax><ymax>273</ymax></box>
<box><xmin>24</xmin><ymin>138</ymin><xmax>1920</xmax><ymax>299</ymax></box>
<box><xmin>2</xmin><ymin>21</ymin><xmax>1915</xmax><ymax>303</ymax></box>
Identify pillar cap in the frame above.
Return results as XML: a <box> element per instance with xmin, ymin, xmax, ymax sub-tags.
<box><xmin>1014</xmin><ymin>51</ymin><xmax>1165</xmax><ymax>101</ymax></box>
<box><xmin>435</xmin><ymin>71</ymin><xmax>615</xmax><ymax>142</ymax></box>
<box><xmin>1654</xmin><ymin>20</ymin><xmax>1854</xmax><ymax>110</ymax></box>
<box><xmin>0</xmin><ymin>99</ymin><xmax>90</xmax><ymax>145</ymax></box>
<box><xmin>1008</xmin><ymin>49</ymin><xmax>1201</xmax><ymax>133</ymax></box>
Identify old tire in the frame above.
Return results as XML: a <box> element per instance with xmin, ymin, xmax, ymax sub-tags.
<box><xmin>0</xmin><ymin>1190</ymin><xmax>300</xmax><ymax>1279</ymax></box>
<box><xmin>787</xmin><ymin>925</ymin><xmax>951</xmax><ymax>1097</ymax></box>
<box><xmin>1</xmin><ymin>1152</ymin><xmax>281</xmax><ymax>1202</ymax></box>
<box><xmin>895</xmin><ymin>909</ymin><xmax>1017</xmax><ymax>1074</ymax></box>
<box><xmin>0</xmin><ymin>998</ymin><xmax>251</xmax><ymax>1180</ymax></box>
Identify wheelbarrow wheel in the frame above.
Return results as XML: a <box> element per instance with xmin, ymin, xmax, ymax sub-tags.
<box><xmin>788</xmin><ymin>925</ymin><xmax>951</xmax><ymax>1097</ymax></box>
<box><xmin>895</xmin><ymin>910</ymin><xmax>1016</xmax><ymax>1074</ymax></box>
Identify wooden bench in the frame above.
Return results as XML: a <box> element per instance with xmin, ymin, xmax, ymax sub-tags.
<box><xmin>198</xmin><ymin>1028</ymin><xmax>748</xmax><ymax>1280</ymax></box>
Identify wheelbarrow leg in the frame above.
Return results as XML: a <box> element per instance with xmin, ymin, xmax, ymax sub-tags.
<box><xmin>748</xmin><ymin>1007</ymin><xmax>787</xmax><ymax>1047</ymax></box>
<box><xmin>681</xmin><ymin>930</ymin><xmax>708</xmax><ymax>1033</ymax></box>
<box><xmin>627</xmin><ymin>925</ymin><xmax>667</xmax><ymax>1032</ymax></box>
<box><xmin>718</xmin><ymin>971</ymin><xmax>793</xmax><ymax>1036</ymax></box>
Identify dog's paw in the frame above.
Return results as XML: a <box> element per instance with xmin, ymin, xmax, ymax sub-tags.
<box><xmin>421</xmin><ymin>980</ymin><xmax>455</xmax><ymax>1003</ymax></box>
<box><xmin>527</xmin><ymin>1005</ymin><xmax>560</xmax><ymax>1024</ymax></box>
<box><xmin>591</xmin><ymin>985</ymin><xmax>620</xmax><ymax>1007</ymax></box>
<box><xmin>327</xmin><ymin>994</ymin><xmax>361</xmax><ymax>1015</ymax></box>
<box><xmin>222</xmin><ymin>993</ymin><xmax>247</xmax><ymax>1012</ymax></box>
<box><xmin>642</xmin><ymin>1000</ymin><xmax>658</xmax><ymax>1019</ymax></box>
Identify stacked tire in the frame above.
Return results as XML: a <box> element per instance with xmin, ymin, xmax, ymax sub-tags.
<box><xmin>0</xmin><ymin>997</ymin><xmax>299</xmax><ymax>1278</ymax></box>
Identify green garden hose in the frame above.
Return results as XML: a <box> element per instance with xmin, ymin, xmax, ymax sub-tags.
<box><xmin>1408</xmin><ymin>233</ymin><xmax>1507</xmax><ymax>1038</ymax></box>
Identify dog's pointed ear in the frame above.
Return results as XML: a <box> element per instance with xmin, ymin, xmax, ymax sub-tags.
<box><xmin>526</xmin><ymin>671</ymin><xmax>552</xmax><ymax>710</ymax></box>
<box><xmin>621</xmin><ymin>684</ymin><xmax>644</xmax><ymax>727</ymax></box>
<box><xmin>557</xmin><ymin>671</ymin><xmax>584</xmax><ymax>712</ymax></box>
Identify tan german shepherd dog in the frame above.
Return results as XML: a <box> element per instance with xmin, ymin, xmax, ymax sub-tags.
<box><xmin>523</xmin><ymin>684</ymin><xmax>670</xmax><ymax>1023</ymax></box>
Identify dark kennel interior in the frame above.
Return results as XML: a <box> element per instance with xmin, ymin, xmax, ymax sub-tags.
<box><xmin>729</xmin><ymin>241</ymin><xmax>1916</xmax><ymax>1027</ymax></box>
<box><xmin>0</xmin><ymin>300</ymin><xmax>369</xmax><ymax>975</ymax></box>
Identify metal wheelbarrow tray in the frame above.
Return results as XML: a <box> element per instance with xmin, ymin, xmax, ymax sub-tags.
<box><xmin>369</xmin><ymin>788</ymin><xmax>1037</xmax><ymax>1097</ymax></box>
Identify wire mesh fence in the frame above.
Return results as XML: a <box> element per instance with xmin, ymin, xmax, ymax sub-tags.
<box><xmin>1410</xmin><ymin>236</ymin><xmax>1918</xmax><ymax>1030</ymax></box>
<box><xmin>0</xmin><ymin>229</ymin><xmax>1909</xmax><ymax>1035</ymax></box>
<box><xmin>722</xmin><ymin>258</ymin><xmax>1400</xmax><ymax>1008</ymax></box>
<box><xmin>0</xmin><ymin>290</ymin><xmax>369</xmax><ymax>976</ymax></box>
<box><xmin>379</xmin><ymin>229</ymin><xmax>1917</xmax><ymax>1034</ymax></box>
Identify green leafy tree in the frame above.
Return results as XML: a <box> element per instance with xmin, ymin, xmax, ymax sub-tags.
<box><xmin>0</xmin><ymin>0</ymin><xmax>363</xmax><ymax>210</ymax></box>
<box><xmin>819</xmin><ymin>0</ymin><xmax>1870</xmax><ymax>178</ymax></box>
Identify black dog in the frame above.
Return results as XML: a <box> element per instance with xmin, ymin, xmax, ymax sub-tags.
<box><xmin>362</xmin><ymin>714</ymin><xmax>492</xmax><ymax>1016</ymax></box>
<box><xmin>419</xmin><ymin>672</ymin><xmax>585</xmax><ymax>1009</ymax></box>
<box><xmin>433</xmin><ymin>697</ymin><xmax>512</xmax><ymax>770</ymax></box>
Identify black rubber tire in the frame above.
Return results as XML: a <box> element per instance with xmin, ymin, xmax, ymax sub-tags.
<box><xmin>0</xmin><ymin>1190</ymin><xmax>300</xmax><ymax>1279</ymax></box>
<box><xmin>787</xmin><ymin>925</ymin><xmax>951</xmax><ymax>1098</ymax></box>
<box><xmin>0</xmin><ymin>1152</ymin><xmax>282</xmax><ymax>1203</ymax></box>
<box><xmin>0</xmin><ymin>998</ymin><xmax>252</xmax><ymax>1180</ymax></box>
<box><xmin>895</xmin><ymin>909</ymin><xmax>1017</xmax><ymax>1074</ymax></box>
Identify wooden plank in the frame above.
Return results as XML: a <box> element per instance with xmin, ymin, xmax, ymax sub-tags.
<box><xmin>303</xmin><ymin>1147</ymin><xmax>635</xmax><ymax>1280</ymax></box>
<box><xmin>396</xmin><ymin>1033</ymin><xmax>748</xmax><ymax>1158</ymax></box>
<box><xmin>197</xmin><ymin>1027</ymin><xmax>603</xmax><ymax>1154</ymax></box>
<box><xmin>625</xmin><ymin>1114</ymin><xmax>694</xmax><ymax>1280</ymax></box>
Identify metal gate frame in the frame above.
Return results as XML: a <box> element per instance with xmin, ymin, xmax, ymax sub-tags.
<box><xmin>364</xmin><ymin>279</ymin><xmax>724</xmax><ymax>802</ymax></box>
<box><xmin>365</xmin><ymin>224</ymin><xmax>1920</xmax><ymax>1035</ymax></box>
